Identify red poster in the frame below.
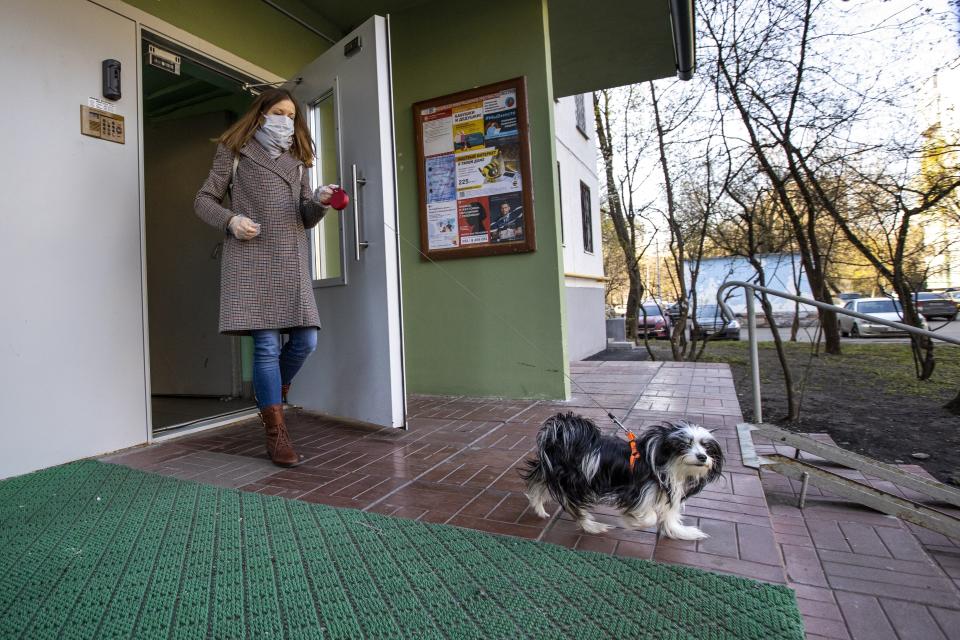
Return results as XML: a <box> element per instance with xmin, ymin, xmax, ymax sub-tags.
<box><xmin>457</xmin><ymin>196</ymin><xmax>490</xmax><ymax>245</ymax></box>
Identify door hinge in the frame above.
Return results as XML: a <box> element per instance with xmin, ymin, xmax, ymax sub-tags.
<box><xmin>344</xmin><ymin>37</ymin><xmax>362</xmax><ymax>58</ymax></box>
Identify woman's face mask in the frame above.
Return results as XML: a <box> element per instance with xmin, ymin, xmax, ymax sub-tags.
<box><xmin>260</xmin><ymin>113</ymin><xmax>294</xmax><ymax>150</ymax></box>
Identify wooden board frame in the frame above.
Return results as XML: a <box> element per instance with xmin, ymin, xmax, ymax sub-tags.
<box><xmin>413</xmin><ymin>76</ymin><xmax>536</xmax><ymax>260</ymax></box>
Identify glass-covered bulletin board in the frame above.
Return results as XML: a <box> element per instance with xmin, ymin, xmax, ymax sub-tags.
<box><xmin>413</xmin><ymin>77</ymin><xmax>536</xmax><ymax>260</ymax></box>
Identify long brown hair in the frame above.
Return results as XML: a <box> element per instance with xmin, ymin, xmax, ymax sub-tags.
<box><xmin>219</xmin><ymin>88</ymin><xmax>315</xmax><ymax>167</ymax></box>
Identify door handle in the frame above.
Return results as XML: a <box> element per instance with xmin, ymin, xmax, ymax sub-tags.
<box><xmin>352</xmin><ymin>163</ymin><xmax>368</xmax><ymax>261</ymax></box>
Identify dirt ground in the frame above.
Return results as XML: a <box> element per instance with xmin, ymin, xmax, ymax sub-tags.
<box><xmin>642</xmin><ymin>341</ymin><xmax>960</xmax><ymax>483</ymax></box>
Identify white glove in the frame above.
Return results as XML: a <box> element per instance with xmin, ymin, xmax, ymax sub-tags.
<box><xmin>227</xmin><ymin>215</ymin><xmax>260</xmax><ymax>241</ymax></box>
<box><xmin>313</xmin><ymin>184</ymin><xmax>339</xmax><ymax>206</ymax></box>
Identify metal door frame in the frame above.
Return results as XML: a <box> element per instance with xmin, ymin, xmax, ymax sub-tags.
<box><xmin>129</xmin><ymin>18</ymin><xmax>284</xmax><ymax>443</ymax></box>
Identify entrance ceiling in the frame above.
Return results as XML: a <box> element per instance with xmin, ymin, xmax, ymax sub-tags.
<box><xmin>548</xmin><ymin>0</ymin><xmax>677</xmax><ymax>96</ymax></box>
<box><xmin>292</xmin><ymin>0</ymin><xmax>679</xmax><ymax>97</ymax></box>
<box><xmin>293</xmin><ymin>0</ymin><xmax>430</xmax><ymax>36</ymax></box>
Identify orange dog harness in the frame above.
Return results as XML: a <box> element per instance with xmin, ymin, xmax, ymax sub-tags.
<box><xmin>627</xmin><ymin>431</ymin><xmax>640</xmax><ymax>471</ymax></box>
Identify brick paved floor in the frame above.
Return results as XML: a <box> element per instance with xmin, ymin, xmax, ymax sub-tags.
<box><xmin>103</xmin><ymin>361</ymin><xmax>786</xmax><ymax>587</ymax></box>
<box><xmin>100</xmin><ymin>360</ymin><xmax>960</xmax><ymax>638</ymax></box>
<box><xmin>757</xmin><ymin>435</ymin><xmax>960</xmax><ymax>639</ymax></box>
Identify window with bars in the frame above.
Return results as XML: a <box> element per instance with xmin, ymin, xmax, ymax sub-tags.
<box><xmin>580</xmin><ymin>181</ymin><xmax>593</xmax><ymax>253</ymax></box>
<box><xmin>575</xmin><ymin>93</ymin><xmax>588</xmax><ymax>137</ymax></box>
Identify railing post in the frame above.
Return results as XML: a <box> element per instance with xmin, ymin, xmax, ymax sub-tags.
<box><xmin>745</xmin><ymin>287</ymin><xmax>762</xmax><ymax>423</ymax></box>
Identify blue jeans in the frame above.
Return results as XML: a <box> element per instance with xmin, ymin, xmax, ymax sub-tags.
<box><xmin>251</xmin><ymin>327</ymin><xmax>318</xmax><ymax>408</ymax></box>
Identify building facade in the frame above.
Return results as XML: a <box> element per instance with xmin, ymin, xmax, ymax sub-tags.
<box><xmin>556</xmin><ymin>94</ymin><xmax>605</xmax><ymax>360</ymax></box>
<box><xmin>919</xmin><ymin>66</ymin><xmax>960</xmax><ymax>290</ymax></box>
<box><xmin>0</xmin><ymin>0</ymin><xmax>691</xmax><ymax>478</ymax></box>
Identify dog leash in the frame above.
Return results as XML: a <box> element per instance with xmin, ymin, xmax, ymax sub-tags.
<box><xmin>379</xmin><ymin>215</ymin><xmax>656</xmax><ymax>441</ymax></box>
<box><xmin>379</xmin><ymin>213</ymin><xmax>713</xmax><ymax>479</ymax></box>
<box><xmin>601</xmin><ymin>411</ymin><xmax>640</xmax><ymax>469</ymax></box>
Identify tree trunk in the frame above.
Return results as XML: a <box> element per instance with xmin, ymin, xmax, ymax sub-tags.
<box><xmin>593</xmin><ymin>91</ymin><xmax>645</xmax><ymax>348</ymax></box>
<box><xmin>648</xmin><ymin>82</ymin><xmax>691</xmax><ymax>363</ymax></box>
<box><xmin>891</xmin><ymin>280</ymin><xmax>935</xmax><ymax>380</ymax></box>
<box><xmin>749</xmin><ymin>258</ymin><xmax>799</xmax><ymax>422</ymax></box>
<box><xmin>790</xmin><ymin>258</ymin><xmax>802</xmax><ymax>341</ymax></box>
<box><xmin>640</xmin><ymin>308</ymin><xmax>657</xmax><ymax>361</ymax></box>
<box><xmin>624</xmin><ymin>264</ymin><xmax>642</xmax><ymax>343</ymax></box>
<box><xmin>670</xmin><ymin>304</ymin><xmax>689</xmax><ymax>361</ymax></box>
<box><xmin>805</xmin><ymin>266</ymin><xmax>841</xmax><ymax>355</ymax></box>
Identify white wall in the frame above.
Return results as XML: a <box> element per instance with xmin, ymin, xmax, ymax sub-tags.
<box><xmin>925</xmin><ymin>215</ymin><xmax>960</xmax><ymax>289</ymax></box>
<box><xmin>565</xmin><ymin>286</ymin><xmax>607</xmax><ymax>360</ymax></box>
<box><xmin>685</xmin><ymin>253</ymin><xmax>815</xmax><ymax>314</ymax></box>
<box><xmin>920</xmin><ymin>68</ymin><xmax>960</xmax><ymax>290</ymax></box>
<box><xmin>0</xmin><ymin>0</ymin><xmax>147</xmax><ymax>478</ymax></box>
<box><xmin>555</xmin><ymin>95</ymin><xmax>605</xmax><ymax>358</ymax></box>
<box><xmin>555</xmin><ymin>95</ymin><xmax>602</xmax><ymax>277</ymax></box>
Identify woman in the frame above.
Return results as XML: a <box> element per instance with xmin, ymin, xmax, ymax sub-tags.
<box><xmin>194</xmin><ymin>88</ymin><xmax>336</xmax><ymax>468</ymax></box>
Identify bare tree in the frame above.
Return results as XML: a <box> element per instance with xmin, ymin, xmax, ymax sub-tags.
<box><xmin>594</xmin><ymin>88</ymin><xmax>652</xmax><ymax>343</ymax></box>
<box><xmin>647</xmin><ymin>81</ymin><xmax>715</xmax><ymax>361</ymax></box>
<box><xmin>699</xmin><ymin>0</ymin><xmax>849</xmax><ymax>354</ymax></box>
<box><xmin>700</xmin><ymin>0</ymin><xmax>960</xmax><ymax>366</ymax></box>
<box><xmin>812</xmin><ymin>154</ymin><xmax>960</xmax><ymax>378</ymax></box>
<box><xmin>715</xmin><ymin>171</ymin><xmax>801</xmax><ymax>421</ymax></box>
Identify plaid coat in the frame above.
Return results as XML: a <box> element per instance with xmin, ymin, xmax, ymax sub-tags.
<box><xmin>194</xmin><ymin>139</ymin><xmax>327</xmax><ymax>335</ymax></box>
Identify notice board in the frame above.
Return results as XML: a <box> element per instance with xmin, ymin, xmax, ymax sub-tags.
<box><xmin>413</xmin><ymin>77</ymin><xmax>536</xmax><ymax>260</ymax></box>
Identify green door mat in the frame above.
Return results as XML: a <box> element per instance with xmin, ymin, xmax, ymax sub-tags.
<box><xmin>0</xmin><ymin>460</ymin><xmax>803</xmax><ymax>639</ymax></box>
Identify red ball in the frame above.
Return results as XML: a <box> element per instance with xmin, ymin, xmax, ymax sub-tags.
<box><xmin>329</xmin><ymin>187</ymin><xmax>350</xmax><ymax>210</ymax></box>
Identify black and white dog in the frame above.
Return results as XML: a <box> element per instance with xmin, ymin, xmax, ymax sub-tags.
<box><xmin>521</xmin><ymin>413</ymin><xmax>723</xmax><ymax>540</ymax></box>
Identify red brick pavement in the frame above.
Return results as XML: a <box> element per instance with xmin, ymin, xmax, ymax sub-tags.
<box><xmin>103</xmin><ymin>361</ymin><xmax>786</xmax><ymax>585</ymax></box>
<box><xmin>99</xmin><ymin>360</ymin><xmax>960</xmax><ymax>638</ymax></box>
<box><xmin>756</xmin><ymin>435</ymin><xmax>960</xmax><ymax>639</ymax></box>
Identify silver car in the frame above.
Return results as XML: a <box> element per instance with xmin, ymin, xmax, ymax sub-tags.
<box><xmin>915</xmin><ymin>292</ymin><xmax>957</xmax><ymax>321</ymax></box>
<box><xmin>689</xmin><ymin>304</ymin><xmax>741</xmax><ymax>341</ymax></box>
<box><xmin>838</xmin><ymin>298</ymin><xmax>925</xmax><ymax>337</ymax></box>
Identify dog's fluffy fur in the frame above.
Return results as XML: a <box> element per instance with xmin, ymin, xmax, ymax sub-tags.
<box><xmin>520</xmin><ymin>413</ymin><xmax>723</xmax><ymax>540</ymax></box>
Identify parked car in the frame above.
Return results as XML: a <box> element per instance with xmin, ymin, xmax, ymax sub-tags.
<box><xmin>689</xmin><ymin>304</ymin><xmax>741</xmax><ymax>341</ymax></box>
<box><xmin>637</xmin><ymin>302</ymin><xmax>671</xmax><ymax>339</ymax></box>
<box><xmin>942</xmin><ymin>290</ymin><xmax>960</xmax><ymax>309</ymax></box>
<box><xmin>838</xmin><ymin>298</ymin><xmax>929</xmax><ymax>337</ymax></box>
<box><xmin>666</xmin><ymin>301</ymin><xmax>683</xmax><ymax>323</ymax></box>
<box><xmin>914</xmin><ymin>292</ymin><xmax>957</xmax><ymax>321</ymax></box>
<box><xmin>837</xmin><ymin>292</ymin><xmax>865</xmax><ymax>302</ymax></box>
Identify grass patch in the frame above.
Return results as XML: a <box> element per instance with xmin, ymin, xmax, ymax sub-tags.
<box><xmin>646</xmin><ymin>341</ymin><xmax>960</xmax><ymax>481</ymax></box>
<box><xmin>692</xmin><ymin>342</ymin><xmax>960</xmax><ymax>401</ymax></box>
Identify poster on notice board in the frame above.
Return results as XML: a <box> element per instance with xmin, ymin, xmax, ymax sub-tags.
<box><xmin>413</xmin><ymin>77</ymin><xmax>536</xmax><ymax>260</ymax></box>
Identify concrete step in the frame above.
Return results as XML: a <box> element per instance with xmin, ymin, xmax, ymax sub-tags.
<box><xmin>605</xmin><ymin>339</ymin><xmax>637</xmax><ymax>350</ymax></box>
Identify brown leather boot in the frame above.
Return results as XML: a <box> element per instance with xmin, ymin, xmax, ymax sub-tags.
<box><xmin>258</xmin><ymin>404</ymin><xmax>300</xmax><ymax>467</ymax></box>
<box><xmin>281</xmin><ymin>384</ymin><xmax>290</xmax><ymax>404</ymax></box>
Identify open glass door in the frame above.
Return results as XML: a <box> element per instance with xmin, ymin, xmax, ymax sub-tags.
<box><xmin>287</xmin><ymin>15</ymin><xmax>406</xmax><ymax>429</ymax></box>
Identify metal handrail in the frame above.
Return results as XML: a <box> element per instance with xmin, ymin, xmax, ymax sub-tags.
<box><xmin>715</xmin><ymin>280</ymin><xmax>960</xmax><ymax>422</ymax></box>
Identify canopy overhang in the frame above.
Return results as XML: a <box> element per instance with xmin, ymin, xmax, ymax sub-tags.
<box><xmin>548</xmin><ymin>0</ymin><xmax>695</xmax><ymax>97</ymax></box>
<box><xmin>278</xmin><ymin>0</ymin><xmax>696</xmax><ymax>97</ymax></box>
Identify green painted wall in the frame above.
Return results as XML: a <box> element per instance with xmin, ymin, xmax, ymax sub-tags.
<box><xmin>391</xmin><ymin>0</ymin><xmax>569</xmax><ymax>399</ymax></box>
<box><xmin>126</xmin><ymin>0</ymin><xmax>569</xmax><ymax>400</ymax></box>
<box><xmin>122</xmin><ymin>0</ymin><xmax>336</xmax><ymax>77</ymax></box>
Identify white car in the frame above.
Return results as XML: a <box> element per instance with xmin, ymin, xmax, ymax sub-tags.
<box><xmin>838</xmin><ymin>297</ymin><xmax>925</xmax><ymax>338</ymax></box>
